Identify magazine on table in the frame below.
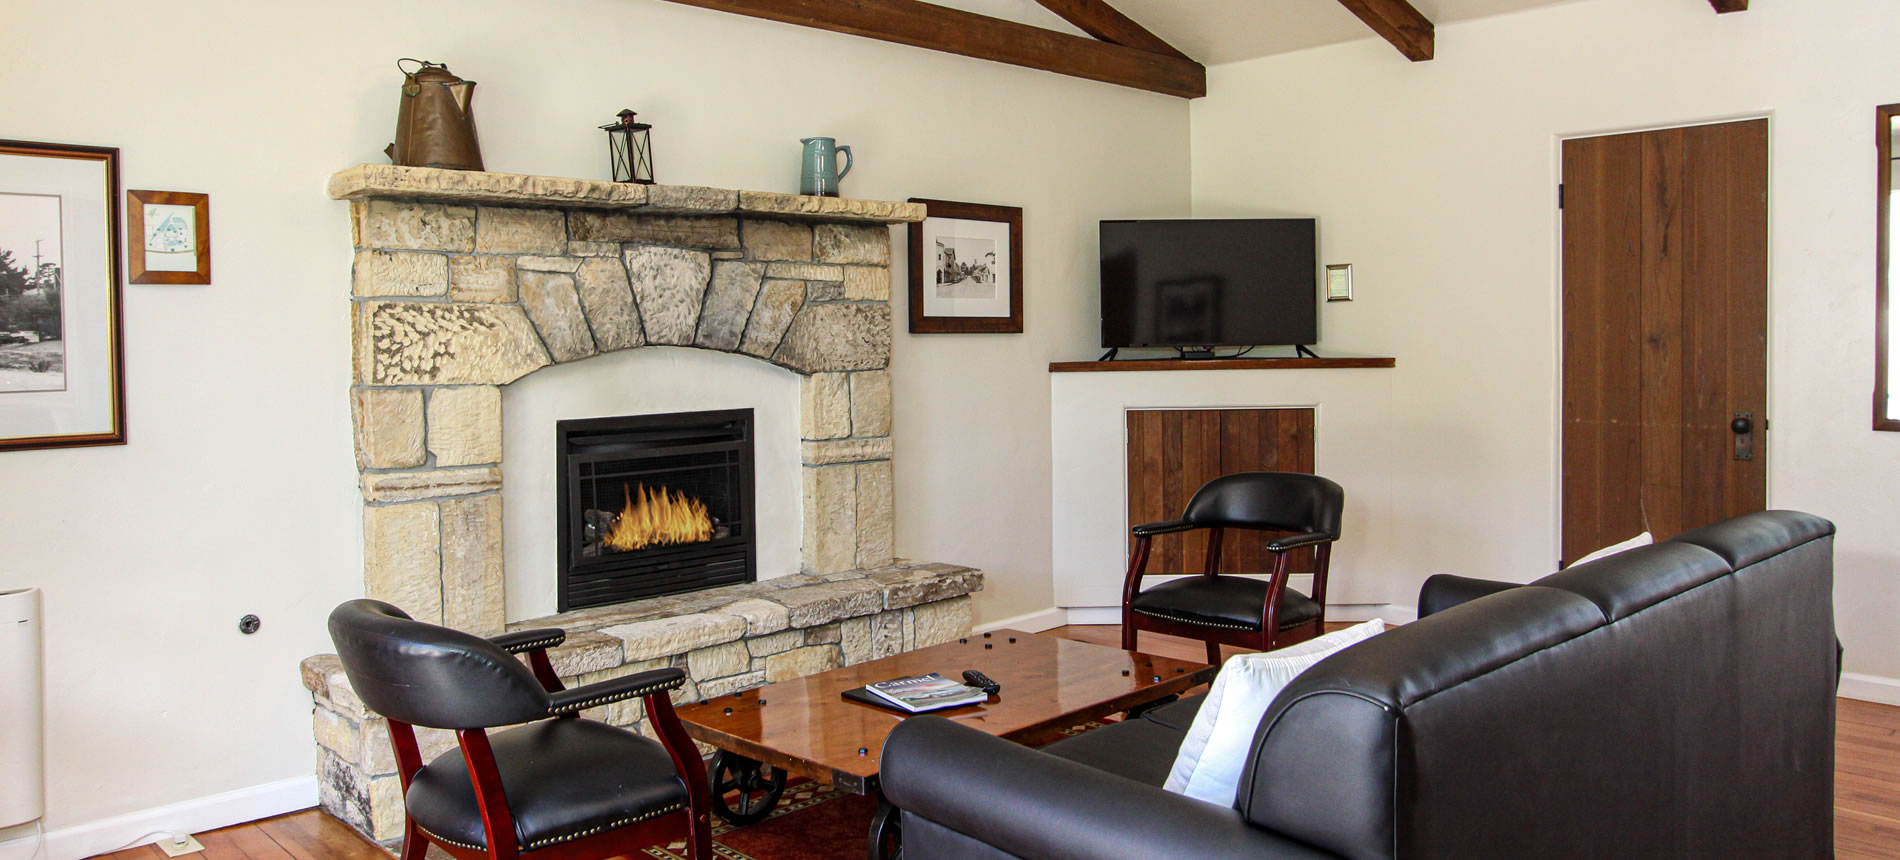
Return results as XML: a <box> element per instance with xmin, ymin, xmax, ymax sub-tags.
<box><xmin>864</xmin><ymin>672</ymin><xmax>988</xmax><ymax>712</ymax></box>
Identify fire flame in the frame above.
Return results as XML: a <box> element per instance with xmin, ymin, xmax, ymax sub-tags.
<box><xmin>603</xmin><ymin>484</ymin><xmax>714</xmax><ymax>551</ymax></box>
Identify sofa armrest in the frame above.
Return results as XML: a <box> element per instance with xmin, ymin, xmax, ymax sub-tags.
<box><xmin>1417</xmin><ymin>574</ymin><xmax>1522</xmax><ymax>617</ymax></box>
<box><xmin>881</xmin><ymin>716</ymin><xmax>1337</xmax><ymax>860</ymax></box>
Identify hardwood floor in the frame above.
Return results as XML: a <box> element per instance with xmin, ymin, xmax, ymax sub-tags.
<box><xmin>94</xmin><ymin>625</ymin><xmax>1900</xmax><ymax>860</ymax></box>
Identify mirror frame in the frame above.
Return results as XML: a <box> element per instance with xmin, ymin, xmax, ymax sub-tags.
<box><xmin>1879</xmin><ymin>103</ymin><xmax>1900</xmax><ymax>431</ymax></box>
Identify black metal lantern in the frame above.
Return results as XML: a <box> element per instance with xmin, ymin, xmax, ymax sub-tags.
<box><xmin>601</xmin><ymin>109</ymin><xmax>654</xmax><ymax>185</ymax></box>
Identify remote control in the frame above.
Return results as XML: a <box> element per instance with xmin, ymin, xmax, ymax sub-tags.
<box><xmin>962</xmin><ymin>669</ymin><xmax>1001</xmax><ymax>695</ymax></box>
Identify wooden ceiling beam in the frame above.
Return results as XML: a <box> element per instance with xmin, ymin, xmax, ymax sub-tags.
<box><xmin>1335</xmin><ymin>0</ymin><xmax>1434</xmax><ymax>62</ymax></box>
<box><xmin>1032</xmin><ymin>0</ymin><xmax>1190</xmax><ymax>61</ymax></box>
<box><xmin>1708</xmin><ymin>0</ymin><xmax>1748</xmax><ymax>12</ymax></box>
<box><xmin>657</xmin><ymin>0</ymin><xmax>1206</xmax><ymax>98</ymax></box>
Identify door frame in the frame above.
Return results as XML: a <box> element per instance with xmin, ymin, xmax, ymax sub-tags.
<box><xmin>1549</xmin><ymin>112</ymin><xmax>1776</xmax><ymax>564</ymax></box>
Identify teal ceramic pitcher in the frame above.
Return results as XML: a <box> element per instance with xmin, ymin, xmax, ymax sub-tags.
<box><xmin>799</xmin><ymin>137</ymin><xmax>852</xmax><ymax>197</ymax></box>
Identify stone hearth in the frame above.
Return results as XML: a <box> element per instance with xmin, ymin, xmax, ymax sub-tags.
<box><xmin>301</xmin><ymin>166</ymin><xmax>983</xmax><ymax>844</ymax></box>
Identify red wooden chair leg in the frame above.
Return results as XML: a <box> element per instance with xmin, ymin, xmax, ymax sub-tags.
<box><xmin>1205</xmin><ymin>640</ymin><xmax>1221</xmax><ymax>667</ymax></box>
<box><xmin>399</xmin><ymin>819</ymin><xmax>428</xmax><ymax>860</ymax></box>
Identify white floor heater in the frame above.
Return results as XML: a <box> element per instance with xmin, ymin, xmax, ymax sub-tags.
<box><xmin>1</xmin><ymin>587</ymin><xmax>43</xmax><ymax>831</ymax></box>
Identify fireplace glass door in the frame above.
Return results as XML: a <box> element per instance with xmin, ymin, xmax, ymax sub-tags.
<box><xmin>557</xmin><ymin>409</ymin><xmax>755</xmax><ymax>611</ymax></box>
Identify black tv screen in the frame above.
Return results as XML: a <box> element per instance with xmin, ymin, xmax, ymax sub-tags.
<box><xmin>1100</xmin><ymin>218</ymin><xmax>1318</xmax><ymax>349</ymax></box>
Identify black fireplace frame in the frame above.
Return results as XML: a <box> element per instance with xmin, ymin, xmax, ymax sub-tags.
<box><xmin>555</xmin><ymin>408</ymin><xmax>757</xmax><ymax>612</ymax></box>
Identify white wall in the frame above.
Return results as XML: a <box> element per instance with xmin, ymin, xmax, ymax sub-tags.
<box><xmin>1191</xmin><ymin>0</ymin><xmax>1900</xmax><ymax>689</ymax></box>
<box><xmin>0</xmin><ymin>0</ymin><xmax>1188</xmax><ymax>848</ymax></box>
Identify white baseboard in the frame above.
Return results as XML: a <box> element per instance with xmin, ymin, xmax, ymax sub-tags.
<box><xmin>1840</xmin><ymin>672</ymin><xmax>1900</xmax><ymax>707</ymax></box>
<box><xmin>975</xmin><ymin>606</ymin><xmax>1068</xmax><ymax>634</ymax></box>
<box><xmin>43</xmin><ymin>776</ymin><xmax>316</xmax><ymax>860</ymax></box>
<box><xmin>1063</xmin><ymin>606</ymin><xmax>1123</xmax><ymax>626</ymax></box>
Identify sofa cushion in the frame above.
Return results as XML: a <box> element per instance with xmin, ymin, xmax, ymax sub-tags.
<box><xmin>1165</xmin><ymin>620</ymin><xmax>1386</xmax><ymax>805</ymax></box>
<box><xmin>1039</xmin><ymin>717</ymin><xmax>1185</xmax><ymax>787</ymax></box>
<box><xmin>1130</xmin><ymin>576</ymin><xmax>1321</xmax><ymax>632</ymax></box>
<box><xmin>1139</xmin><ymin>693</ymin><xmax>1206</xmax><ymax>731</ymax></box>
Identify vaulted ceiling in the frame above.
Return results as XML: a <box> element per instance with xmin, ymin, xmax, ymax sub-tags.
<box><xmin>656</xmin><ymin>0</ymin><xmax>1746</xmax><ymax>97</ymax></box>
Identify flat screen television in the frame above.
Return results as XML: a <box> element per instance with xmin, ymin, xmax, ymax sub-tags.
<box><xmin>1100</xmin><ymin>218</ymin><xmax>1318</xmax><ymax>350</ymax></box>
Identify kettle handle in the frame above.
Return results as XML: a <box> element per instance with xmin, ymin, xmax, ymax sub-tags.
<box><xmin>835</xmin><ymin>146</ymin><xmax>852</xmax><ymax>181</ymax></box>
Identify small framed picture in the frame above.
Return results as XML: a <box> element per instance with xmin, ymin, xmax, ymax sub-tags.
<box><xmin>127</xmin><ymin>190</ymin><xmax>209</xmax><ymax>285</ymax></box>
<box><xmin>1325</xmin><ymin>263</ymin><xmax>1353</xmax><ymax>302</ymax></box>
<box><xmin>907</xmin><ymin>198</ymin><xmax>1023</xmax><ymax>334</ymax></box>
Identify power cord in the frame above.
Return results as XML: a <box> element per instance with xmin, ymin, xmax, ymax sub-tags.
<box><xmin>96</xmin><ymin>829</ymin><xmax>199</xmax><ymax>855</ymax></box>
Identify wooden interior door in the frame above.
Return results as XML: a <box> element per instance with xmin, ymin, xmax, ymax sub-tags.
<box><xmin>1561</xmin><ymin>119</ymin><xmax>1768</xmax><ymax>565</ymax></box>
<box><xmin>1126</xmin><ymin>408</ymin><xmax>1317</xmax><ymax>574</ymax></box>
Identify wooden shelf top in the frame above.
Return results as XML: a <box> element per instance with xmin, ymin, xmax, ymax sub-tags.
<box><xmin>1049</xmin><ymin>357</ymin><xmax>1396</xmax><ymax>373</ymax></box>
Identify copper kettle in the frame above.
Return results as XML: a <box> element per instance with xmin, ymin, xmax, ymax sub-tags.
<box><xmin>386</xmin><ymin>59</ymin><xmax>484</xmax><ymax>171</ymax></box>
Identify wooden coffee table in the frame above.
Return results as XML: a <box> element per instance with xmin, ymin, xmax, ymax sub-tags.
<box><xmin>675</xmin><ymin>629</ymin><xmax>1214</xmax><ymax>858</ymax></box>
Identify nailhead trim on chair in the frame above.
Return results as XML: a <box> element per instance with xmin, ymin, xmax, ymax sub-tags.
<box><xmin>416</xmin><ymin>823</ymin><xmax>485</xmax><ymax>851</ymax></box>
<box><xmin>1132</xmin><ymin>608</ymin><xmax>1259</xmax><ymax>631</ymax></box>
<box><xmin>524</xmin><ymin>802</ymin><xmax>687</xmax><ymax>850</ymax></box>
<box><xmin>417</xmin><ymin>802</ymin><xmax>688</xmax><ymax>852</ymax></box>
<box><xmin>500</xmin><ymin>635</ymin><xmax>564</xmax><ymax>654</ymax></box>
<box><xmin>546</xmin><ymin>677</ymin><xmax>685</xmax><ymax>715</ymax></box>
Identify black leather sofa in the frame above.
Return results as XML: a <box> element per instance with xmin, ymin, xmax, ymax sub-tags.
<box><xmin>881</xmin><ymin>511</ymin><xmax>1837</xmax><ymax>859</ymax></box>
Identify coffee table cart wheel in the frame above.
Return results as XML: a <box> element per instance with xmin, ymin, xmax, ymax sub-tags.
<box><xmin>708</xmin><ymin>750</ymin><xmax>788</xmax><ymax>826</ymax></box>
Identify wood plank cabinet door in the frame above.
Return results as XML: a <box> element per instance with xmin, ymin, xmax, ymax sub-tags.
<box><xmin>1561</xmin><ymin>119</ymin><xmax>1768</xmax><ymax>565</ymax></box>
<box><xmin>1126</xmin><ymin>408</ymin><xmax>1317</xmax><ymax>574</ymax></box>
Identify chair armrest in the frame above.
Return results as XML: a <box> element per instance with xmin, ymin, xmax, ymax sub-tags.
<box><xmin>881</xmin><ymin>716</ymin><xmax>1336</xmax><ymax>860</ymax></box>
<box><xmin>1132</xmin><ymin>519</ymin><xmax>1197</xmax><ymax>537</ymax></box>
<box><xmin>1417</xmin><ymin>574</ymin><xmax>1522</xmax><ymax>617</ymax></box>
<box><xmin>488</xmin><ymin>628</ymin><xmax>565</xmax><ymax>654</ymax></box>
<box><xmin>547</xmin><ymin>667</ymin><xmax>685</xmax><ymax>716</ymax></box>
<box><xmin>1264</xmin><ymin>530</ymin><xmax>1334</xmax><ymax>552</ymax></box>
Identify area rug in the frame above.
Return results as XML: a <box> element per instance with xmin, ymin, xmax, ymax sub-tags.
<box><xmin>643</xmin><ymin>720</ymin><xmax>1116</xmax><ymax>860</ymax></box>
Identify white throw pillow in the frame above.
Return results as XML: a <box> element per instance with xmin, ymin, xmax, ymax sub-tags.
<box><xmin>1572</xmin><ymin>531</ymin><xmax>1652</xmax><ymax>566</ymax></box>
<box><xmin>1162</xmin><ymin>619</ymin><xmax>1386</xmax><ymax>805</ymax></box>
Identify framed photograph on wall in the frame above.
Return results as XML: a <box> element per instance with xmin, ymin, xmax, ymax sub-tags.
<box><xmin>0</xmin><ymin>140</ymin><xmax>126</xmax><ymax>451</ymax></box>
<box><xmin>907</xmin><ymin>198</ymin><xmax>1023</xmax><ymax>333</ymax></box>
<box><xmin>128</xmin><ymin>190</ymin><xmax>209</xmax><ymax>285</ymax></box>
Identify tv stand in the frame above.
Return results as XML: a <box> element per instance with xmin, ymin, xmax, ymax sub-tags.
<box><xmin>1294</xmin><ymin>344</ymin><xmax>1320</xmax><ymax>359</ymax></box>
<box><xmin>1097</xmin><ymin>347</ymin><xmax>1119</xmax><ymax>362</ymax></box>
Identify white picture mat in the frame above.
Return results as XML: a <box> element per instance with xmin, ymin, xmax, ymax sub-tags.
<box><xmin>920</xmin><ymin>216</ymin><xmax>1012</xmax><ymax>318</ymax></box>
<box><xmin>0</xmin><ymin>152</ymin><xmax>116</xmax><ymax>440</ymax></box>
<box><xmin>142</xmin><ymin>202</ymin><xmax>197</xmax><ymax>272</ymax></box>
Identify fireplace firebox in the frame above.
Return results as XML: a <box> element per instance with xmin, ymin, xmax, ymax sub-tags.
<box><xmin>556</xmin><ymin>409</ymin><xmax>756</xmax><ymax>611</ymax></box>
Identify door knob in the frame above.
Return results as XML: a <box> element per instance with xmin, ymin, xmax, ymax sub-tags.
<box><xmin>1732</xmin><ymin>411</ymin><xmax>1754</xmax><ymax>461</ymax></box>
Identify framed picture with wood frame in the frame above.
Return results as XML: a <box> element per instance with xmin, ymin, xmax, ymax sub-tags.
<box><xmin>127</xmin><ymin>189</ymin><xmax>210</xmax><ymax>285</ymax></box>
<box><xmin>0</xmin><ymin>139</ymin><xmax>126</xmax><ymax>451</ymax></box>
<box><xmin>907</xmin><ymin>198</ymin><xmax>1023</xmax><ymax>333</ymax></box>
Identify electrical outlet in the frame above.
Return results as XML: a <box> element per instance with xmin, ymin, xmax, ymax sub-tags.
<box><xmin>154</xmin><ymin>834</ymin><xmax>204</xmax><ymax>857</ymax></box>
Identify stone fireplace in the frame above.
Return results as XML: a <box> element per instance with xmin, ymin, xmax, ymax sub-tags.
<box><xmin>301</xmin><ymin>165</ymin><xmax>982</xmax><ymax>843</ymax></box>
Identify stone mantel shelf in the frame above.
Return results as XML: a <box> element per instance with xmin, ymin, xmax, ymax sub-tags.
<box><xmin>328</xmin><ymin>164</ymin><xmax>927</xmax><ymax>224</ymax></box>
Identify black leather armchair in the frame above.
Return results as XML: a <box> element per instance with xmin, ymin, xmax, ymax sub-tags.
<box><xmin>327</xmin><ymin>600</ymin><xmax>712</xmax><ymax>860</ymax></box>
<box><xmin>1122</xmin><ymin>471</ymin><xmax>1345</xmax><ymax>664</ymax></box>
